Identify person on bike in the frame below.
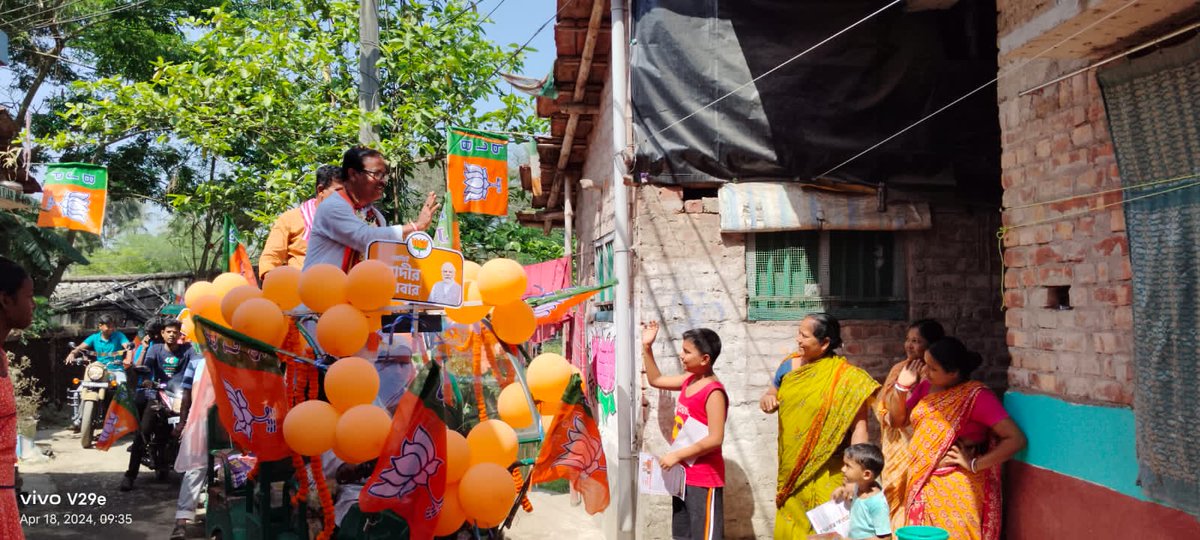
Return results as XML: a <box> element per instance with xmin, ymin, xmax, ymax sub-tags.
<box><xmin>122</xmin><ymin>318</ymin><xmax>165</xmax><ymax>386</ymax></box>
<box><xmin>120</xmin><ymin>319</ymin><xmax>197</xmax><ymax>491</ymax></box>
<box><xmin>66</xmin><ymin>314</ymin><xmax>132</xmax><ymax>383</ymax></box>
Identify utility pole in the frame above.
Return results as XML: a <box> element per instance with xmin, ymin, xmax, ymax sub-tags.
<box><xmin>359</xmin><ymin>0</ymin><xmax>381</xmax><ymax>145</ymax></box>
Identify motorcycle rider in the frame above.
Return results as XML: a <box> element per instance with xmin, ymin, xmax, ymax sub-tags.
<box><xmin>65</xmin><ymin>314</ymin><xmax>132</xmax><ymax>383</ymax></box>
<box><xmin>122</xmin><ymin>318</ymin><xmax>165</xmax><ymax>375</ymax></box>
<box><xmin>120</xmin><ymin>319</ymin><xmax>197</xmax><ymax>491</ymax></box>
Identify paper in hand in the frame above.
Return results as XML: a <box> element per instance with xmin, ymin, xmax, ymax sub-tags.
<box><xmin>637</xmin><ymin>452</ymin><xmax>686</xmax><ymax>499</ymax></box>
<box><xmin>668</xmin><ymin>417</ymin><xmax>710</xmax><ymax>466</ymax></box>
<box><xmin>806</xmin><ymin>499</ymin><xmax>852</xmax><ymax>537</ymax></box>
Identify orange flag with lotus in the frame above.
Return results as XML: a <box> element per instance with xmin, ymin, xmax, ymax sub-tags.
<box><xmin>37</xmin><ymin>163</ymin><xmax>107</xmax><ymax>234</ymax></box>
<box><xmin>531</xmin><ymin>374</ymin><xmax>610</xmax><ymax>514</ymax></box>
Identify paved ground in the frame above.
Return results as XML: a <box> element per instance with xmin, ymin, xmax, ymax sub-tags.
<box><xmin>17</xmin><ymin>422</ymin><xmax>605</xmax><ymax>540</ymax></box>
<box><xmin>19</xmin><ymin>424</ymin><xmax>186</xmax><ymax>540</ymax></box>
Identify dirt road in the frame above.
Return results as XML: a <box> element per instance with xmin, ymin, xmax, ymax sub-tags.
<box><xmin>19</xmin><ymin>424</ymin><xmax>189</xmax><ymax>540</ymax></box>
<box><xmin>17</xmin><ymin>423</ymin><xmax>604</xmax><ymax>540</ymax></box>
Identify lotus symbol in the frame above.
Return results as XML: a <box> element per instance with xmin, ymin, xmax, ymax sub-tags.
<box><xmin>554</xmin><ymin>415</ymin><xmax>605</xmax><ymax>478</ymax></box>
<box><xmin>366</xmin><ymin>425</ymin><xmax>444</xmax><ymax>517</ymax></box>
<box><xmin>223</xmin><ymin>380</ymin><xmax>277</xmax><ymax>439</ymax></box>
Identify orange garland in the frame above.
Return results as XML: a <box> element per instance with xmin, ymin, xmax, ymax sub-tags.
<box><xmin>512</xmin><ymin>468</ymin><xmax>533</xmax><ymax>513</ymax></box>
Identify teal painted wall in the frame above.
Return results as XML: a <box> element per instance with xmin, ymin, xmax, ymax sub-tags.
<box><xmin>1003</xmin><ymin>391</ymin><xmax>1144</xmax><ymax>500</ymax></box>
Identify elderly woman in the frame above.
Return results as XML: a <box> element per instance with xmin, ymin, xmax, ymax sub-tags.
<box><xmin>305</xmin><ymin>147</ymin><xmax>440</xmax><ymax>272</ymax></box>
<box><xmin>0</xmin><ymin>257</ymin><xmax>34</xmax><ymax>539</ymax></box>
<box><xmin>759</xmin><ymin>313</ymin><xmax>879</xmax><ymax>538</ymax></box>
<box><xmin>874</xmin><ymin>319</ymin><xmax>944</xmax><ymax>529</ymax></box>
<box><xmin>888</xmin><ymin>337</ymin><xmax>1026</xmax><ymax>540</ymax></box>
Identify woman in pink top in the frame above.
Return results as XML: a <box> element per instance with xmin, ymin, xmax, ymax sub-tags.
<box><xmin>0</xmin><ymin>257</ymin><xmax>34</xmax><ymax>540</ymax></box>
<box><xmin>885</xmin><ymin>337</ymin><xmax>1026</xmax><ymax>540</ymax></box>
<box><xmin>641</xmin><ymin>321</ymin><xmax>728</xmax><ymax>540</ymax></box>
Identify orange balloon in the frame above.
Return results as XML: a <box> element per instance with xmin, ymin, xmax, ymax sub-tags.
<box><xmin>180</xmin><ymin>318</ymin><xmax>196</xmax><ymax>342</ymax></box>
<box><xmin>466</xmin><ymin>419</ymin><xmax>518</xmax><ymax>468</ymax></box>
<box><xmin>324</xmin><ymin>356</ymin><xmax>380</xmax><ymax>412</ymax></box>
<box><xmin>213</xmin><ymin>272</ymin><xmax>253</xmax><ymax>298</ymax></box>
<box><xmin>283</xmin><ymin>400</ymin><xmax>339</xmax><ymax>456</ymax></box>
<box><xmin>445</xmin><ymin>430</ymin><xmax>470</xmax><ymax>484</ymax></box>
<box><xmin>458</xmin><ymin>463</ymin><xmax>517</xmax><ymax>528</ymax></box>
<box><xmin>221</xmin><ymin>284</ymin><xmax>264</xmax><ymax>323</ymax></box>
<box><xmin>445</xmin><ymin>281</ymin><xmax>490</xmax><ymax>324</ymax></box>
<box><xmin>540</xmin><ymin>414</ymin><xmax>555</xmax><ymax>432</ymax></box>
<box><xmin>299</xmin><ymin>264</ymin><xmax>348</xmax><ymax>313</ymax></box>
<box><xmin>463</xmin><ymin>261</ymin><xmax>482</xmax><ymax>282</ymax></box>
<box><xmin>433</xmin><ymin>483</ymin><xmax>467</xmax><ymax>536</ymax></box>
<box><xmin>191</xmin><ymin>294</ymin><xmax>227</xmax><ymax>327</ymax></box>
<box><xmin>261</xmin><ymin>266</ymin><xmax>302</xmax><ymax>311</ymax></box>
<box><xmin>538</xmin><ymin>400</ymin><xmax>562</xmax><ymax>417</ymax></box>
<box><xmin>231</xmin><ymin>298</ymin><xmax>288</xmax><ymax>347</ymax></box>
<box><xmin>346</xmin><ymin>260</ymin><xmax>395</xmax><ymax>312</ymax></box>
<box><xmin>476</xmin><ymin>258</ymin><xmax>527</xmax><ymax>306</ymax></box>
<box><xmin>184</xmin><ymin>281</ymin><xmax>216</xmax><ymax>310</ymax></box>
<box><xmin>316</xmin><ymin>304</ymin><xmax>370</xmax><ymax>357</ymax></box>
<box><xmin>527</xmin><ymin>353</ymin><xmax>572</xmax><ymax>404</ymax></box>
<box><xmin>497</xmin><ymin>383</ymin><xmax>533</xmax><ymax>430</ymax></box>
<box><xmin>334</xmin><ymin>404</ymin><xmax>391</xmax><ymax>464</ymax></box>
<box><xmin>490</xmin><ymin>300</ymin><xmax>535</xmax><ymax>344</ymax></box>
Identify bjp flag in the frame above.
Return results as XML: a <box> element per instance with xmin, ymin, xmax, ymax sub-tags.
<box><xmin>93</xmin><ymin>383</ymin><xmax>138</xmax><ymax>451</ymax></box>
<box><xmin>224</xmin><ymin>215</ymin><xmax>257</xmax><ymax>286</ymax></box>
<box><xmin>531</xmin><ymin>374</ymin><xmax>610</xmax><ymax>515</ymax></box>
<box><xmin>446</xmin><ymin>127</ymin><xmax>508</xmax><ymax>216</ymax></box>
<box><xmin>194</xmin><ymin>317</ymin><xmax>291</xmax><ymax>461</ymax></box>
<box><xmin>37</xmin><ymin>163</ymin><xmax>107</xmax><ymax>234</ymax></box>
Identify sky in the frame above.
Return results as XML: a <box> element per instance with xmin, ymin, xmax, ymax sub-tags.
<box><xmin>478</xmin><ymin>0</ymin><xmax>559</xmax><ymax>113</ymax></box>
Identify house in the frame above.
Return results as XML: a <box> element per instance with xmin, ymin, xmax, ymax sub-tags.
<box><xmin>994</xmin><ymin>0</ymin><xmax>1200</xmax><ymax>537</ymax></box>
<box><xmin>531</xmin><ymin>1</ymin><xmax>1009</xmax><ymax>538</ymax></box>
<box><xmin>530</xmin><ymin>0</ymin><xmax>1200</xmax><ymax>538</ymax></box>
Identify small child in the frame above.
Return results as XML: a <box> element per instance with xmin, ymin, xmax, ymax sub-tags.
<box><xmin>840</xmin><ymin>443</ymin><xmax>892</xmax><ymax>540</ymax></box>
<box><xmin>641</xmin><ymin>321</ymin><xmax>729</xmax><ymax>540</ymax></box>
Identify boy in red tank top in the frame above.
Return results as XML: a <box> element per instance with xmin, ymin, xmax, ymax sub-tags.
<box><xmin>642</xmin><ymin>321</ymin><xmax>729</xmax><ymax>540</ymax></box>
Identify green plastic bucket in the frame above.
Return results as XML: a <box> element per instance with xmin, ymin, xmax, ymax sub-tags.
<box><xmin>895</xmin><ymin>526</ymin><xmax>950</xmax><ymax>540</ymax></box>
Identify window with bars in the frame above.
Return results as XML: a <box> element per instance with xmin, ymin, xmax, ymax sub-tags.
<box><xmin>594</xmin><ymin>236</ymin><xmax>615</xmax><ymax>308</ymax></box>
<box><xmin>746</xmin><ymin>231</ymin><xmax>906</xmax><ymax>321</ymax></box>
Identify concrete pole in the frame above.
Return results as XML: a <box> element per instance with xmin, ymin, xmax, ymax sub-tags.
<box><xmin>564</xmin><ymin>175</ymin><xmax>574</xmax><ymax>260</ymax></box>
<box><xmin>358</xmin><ymin>0</ymin><xmax>380</xmax><ymax>145</ymax></box>
<box><xmin>610</xmin><ymin>1</ymin><xmax>636</xmax><ymax>538</ymax></box>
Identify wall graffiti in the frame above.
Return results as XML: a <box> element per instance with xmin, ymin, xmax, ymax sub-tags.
<box><xmin>588</xmin><ymin>325</ymin><xmax>617</xmax><ymax>422</ymax></box>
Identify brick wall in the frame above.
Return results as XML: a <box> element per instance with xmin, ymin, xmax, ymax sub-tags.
<box><xmin>997</xmin><ymin>0</ymin><xmax>1052</xmax><ymax>37</ymax></box>
<box><xmin>998</xmin><ymin>68</ymin><xmax>1133</xmax><ymax>405</ymax></box>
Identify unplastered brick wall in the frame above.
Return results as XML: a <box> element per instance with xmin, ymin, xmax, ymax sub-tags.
<box><xmin>907</xmin><ymin>207</ymin><xmax>1010</xmax><ymax>390</ymax></box>
<box><xmin>998</xmin><ymin>67</ymin><xmax>1133</xmax><ymax>405</ymax></box>
<box><xmin>997</xmin><ymin>0</ymin><xmax>1053</xmax><ymax>37</ymax></box>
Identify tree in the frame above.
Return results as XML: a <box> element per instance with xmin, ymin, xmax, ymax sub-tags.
<box><xmin>50</xmin><ymin>0</ymin><xmax>547</xmax><ymax>261</ymax></box>
<box><xmin>1</xmin><ymin>0</ymin><xmax>225</xmax><ymax>295</ymax></box>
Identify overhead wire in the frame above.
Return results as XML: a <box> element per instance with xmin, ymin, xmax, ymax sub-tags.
<box><xmin>32</xmin><ymin>0</ymin><xmax>148</xmax><ymax>29</ymax></box>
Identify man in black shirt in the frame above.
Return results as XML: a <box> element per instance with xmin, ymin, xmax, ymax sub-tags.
<box><xmin>121</xmin><ymin>320</ymin><xmax>198</xmax><ymax>491</ymax></box>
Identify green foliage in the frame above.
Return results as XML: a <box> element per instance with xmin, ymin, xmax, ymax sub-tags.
<box><xmin>68</xmin><ymin>232</ymin><xmax>191</xmax><ymax>276</ymax></box>
<box><xmin>6</xmin><ymin>352</ymin><xmax>44</xmax><ymax>438</ymax></box>
<box><xmin>50</xmin><ymin>0</ymin><xmax>546</xmax><ymax>242</ymax></box>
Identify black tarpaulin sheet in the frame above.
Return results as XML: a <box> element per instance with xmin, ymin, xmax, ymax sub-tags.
<box><xmin>631</xmin><ymin>0</ymin><xmax>999</xmax><ymax>190</ymax></box>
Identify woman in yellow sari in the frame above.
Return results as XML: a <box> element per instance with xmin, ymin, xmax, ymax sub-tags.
<box><xmin>887</xmin><ymin>337</ymin><xmax>1026</xmax><ymax>540</ymax></box>
<box><xmin>874</xmin><ymin>319</ymin><xmax>944</xmax><ymax>530</ymax></box>
<box><xmin>759</xmin><ymin>313</ymin><xmax>879</xmax><ymax>539</ymax></box>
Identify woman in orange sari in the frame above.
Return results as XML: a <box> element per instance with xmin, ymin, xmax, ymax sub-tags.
<box><xmin>887</xmin><ymin>337</ymin><xmax>1026</xmax><ymax>540</ymax></box>
<box><xmin>0</xmin><ymin>257</ymin><xmax>34</xmax><ymax>539</ymax></box>
<box><xmin>760</xmin><ymin>314</ymin><xmax>878</xmax><ymax>539</ymax></box>
<box><xmin>874</xmin><ymin>319</ymin><xmax>943</xmax><ymax>530</ymax></box>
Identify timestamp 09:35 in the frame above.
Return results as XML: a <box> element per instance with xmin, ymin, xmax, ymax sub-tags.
<box><xmin>21</xmin><ymin>512</ymin><xmax>134</xmax><ymax>526</ymax></box>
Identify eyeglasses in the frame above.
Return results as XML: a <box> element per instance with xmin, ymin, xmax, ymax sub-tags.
<box><xmin>359</xmin><ymin>168</ymin><xmax>390</xmax><ymax>182</ymax></box>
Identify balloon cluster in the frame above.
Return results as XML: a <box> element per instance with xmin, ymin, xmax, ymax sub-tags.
<box><xmin>445</xmin><ymin>258</ymin><xmax>537</xmax><ymax>345</ymax></box>
<box><xmin>282</xmin><ymin>357</ymin><xmax>391</xmax><ymax>462</ymax></box>
<box><xmin>182</xmin><ymin>272</ymin><xmax>287</xmax><ymax>346</ymax></box>
<box><xmin>497</xmin><ymin>352</ymin><xmax>576</xmax><ymax>429</ymax></box>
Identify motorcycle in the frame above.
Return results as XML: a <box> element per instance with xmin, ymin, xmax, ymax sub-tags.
<box><xmin>65</xmin><ymin>344</ymin><xmax>123</xmax><ymax>448</ymax></box>
<box><xmin>130</xmin><ymin>365</ymin><xmax>183</xmax><ymax>481</ymax></box>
